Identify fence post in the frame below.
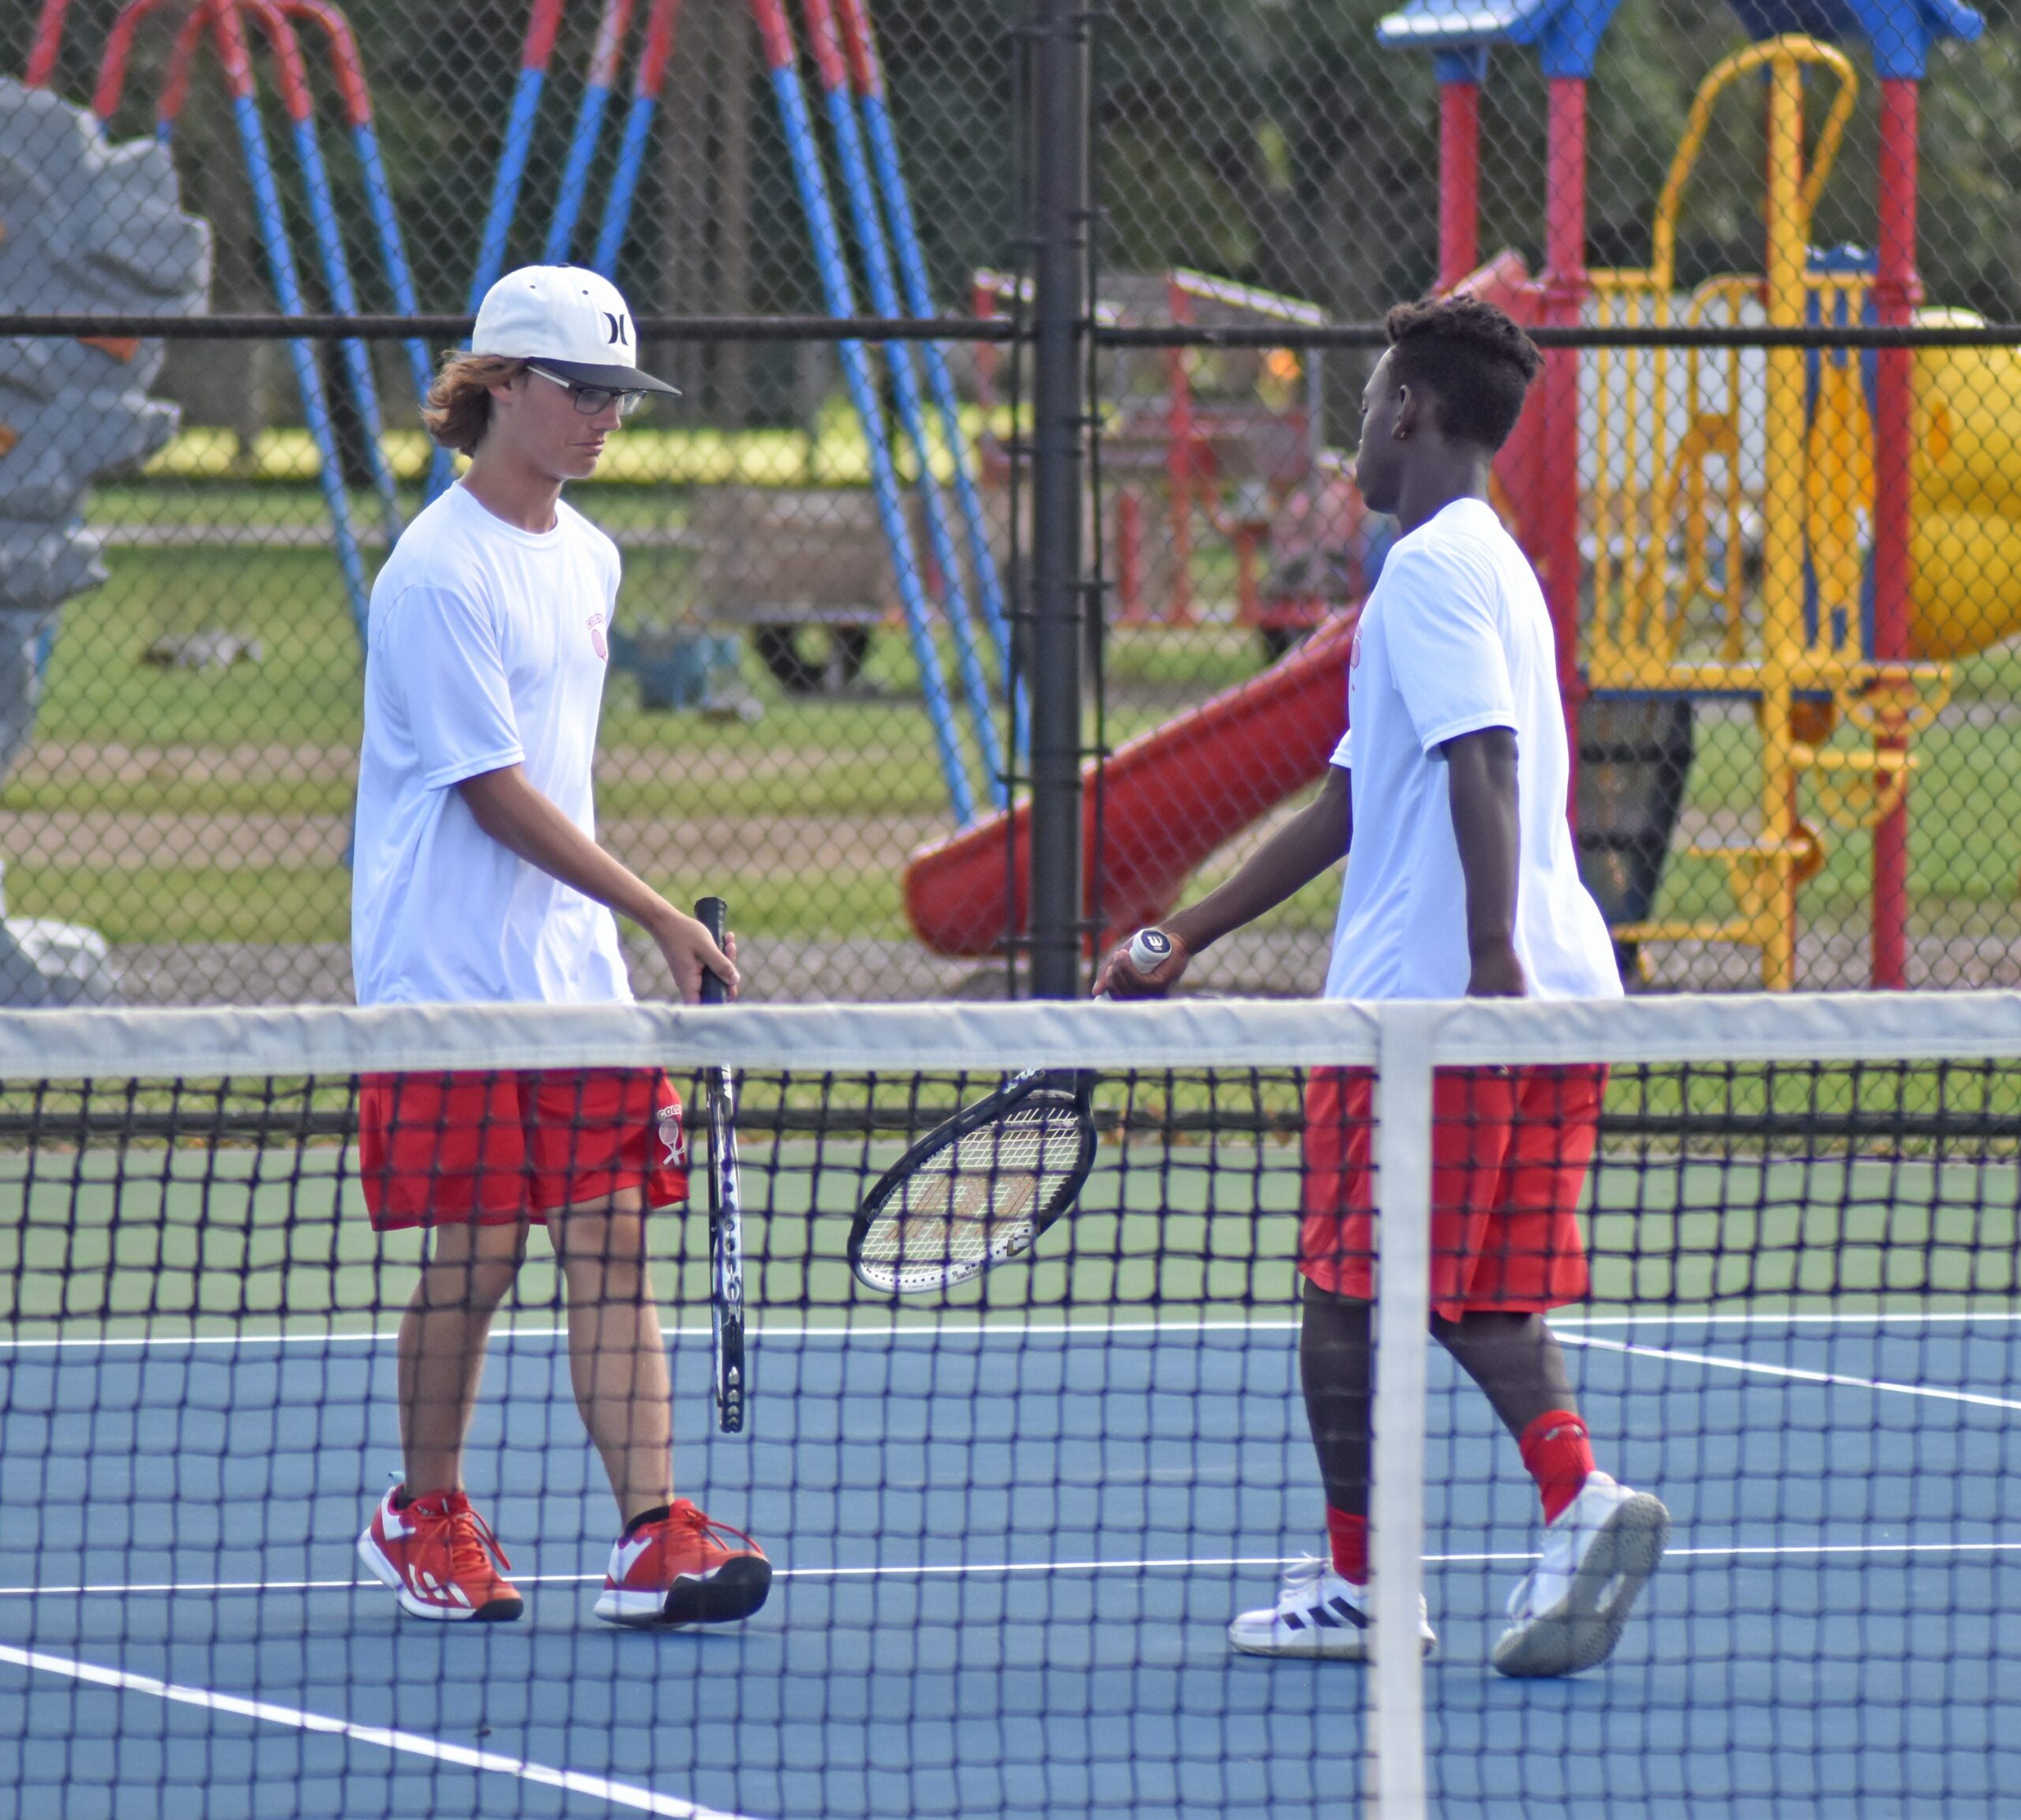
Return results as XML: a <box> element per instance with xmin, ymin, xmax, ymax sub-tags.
<box><xmin>1027</xmin><ymin>0</ymin><xmax>1089</xmax><ymax>998</ymax></box>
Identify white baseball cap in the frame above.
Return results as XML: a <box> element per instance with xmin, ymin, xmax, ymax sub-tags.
<box><xmin>471</xmin><ymin>265</ymin><xmax>678</xmax><ymax>396</ymax></box>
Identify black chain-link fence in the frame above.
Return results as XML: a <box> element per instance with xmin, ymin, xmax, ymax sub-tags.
<box><xmin>3</xmin><ymin>0</ymin><xmax>2019</xmax><ymax>1005</ymax></box>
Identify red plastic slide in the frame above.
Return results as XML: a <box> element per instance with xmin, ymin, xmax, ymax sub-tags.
<box><xmin>904</xmin><ymin>605</ymin><xmax>1362</xmax><ymax>957</ymax></box>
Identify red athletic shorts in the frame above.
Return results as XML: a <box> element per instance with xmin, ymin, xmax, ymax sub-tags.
<box><xmin>1299</xmin><ymin>1064</ymin><xmax>1606</xmax><ymax>1321</ymax></box>
<box><xmin>357</xmin><ymin>1068</ymin><xmax>689</xmax><ymax>1231</ymax></box>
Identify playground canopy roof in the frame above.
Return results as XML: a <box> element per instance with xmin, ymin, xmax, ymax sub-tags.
<box><xmin>1376</xmin><ymin>0</ymin><xmax>1982</xmax><ymax>80</ymax></box>
<box><xmin>974</xmin><ymin>268</ymin><xmax>1328</xmax><ymax>328</ymax></box>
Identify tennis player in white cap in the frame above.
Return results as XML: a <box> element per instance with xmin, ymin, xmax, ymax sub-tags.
<box><xmin>350</xmin><ymin>266</ymin><xmax>771</xmax><ymax>1629</ymax></box>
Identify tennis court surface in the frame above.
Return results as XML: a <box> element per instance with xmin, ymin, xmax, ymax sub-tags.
<box><xmin>1</xmin><ymin>995</ymin><xmax>2016</xmax><ymax>1818</ymax></box>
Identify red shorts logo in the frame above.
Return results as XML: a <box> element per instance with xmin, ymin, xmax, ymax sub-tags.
<box><xmin>656</xmin><ymin>1105</ymin><xmax>686</xmax><ymax>1169</ymax></box>
<box><xmin>587</xmin><ymin>613</ymin><xmax>608</xmax><ymax>662</ymax></box>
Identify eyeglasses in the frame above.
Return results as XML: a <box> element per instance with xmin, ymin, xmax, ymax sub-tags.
<box><xmin>526</xmin><ymin>365</ymin><xmax>647</xmax><ymax>418</ymax></box>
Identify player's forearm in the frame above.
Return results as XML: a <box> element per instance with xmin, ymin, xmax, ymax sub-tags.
<box><xmin>1444</xmin><ymin>726</ymin><xmax>1521</xmax><ymax>964</ymax></box>
<box><xmin>458</xmin><ymin>765</ymin><xmax>681</xmax><ymax>940</ymax></box>
<box><xmin>1164</xmin><ymin>767</ymin><xmax>1352</xmax><ymax>954</ymax></box>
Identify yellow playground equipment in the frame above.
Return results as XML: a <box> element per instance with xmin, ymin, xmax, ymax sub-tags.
<box><xmin>1582</xmin><ymin>36</ymin><xmax>2021</xmax><ymax>986</ymax></box>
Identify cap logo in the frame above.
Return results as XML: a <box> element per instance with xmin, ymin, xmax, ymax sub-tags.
<box><xmin>603</xmin><ymin>312</ymin><xmax>630</xmax><ymax>347</ymax></box>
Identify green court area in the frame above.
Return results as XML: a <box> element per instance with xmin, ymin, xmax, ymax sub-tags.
<box><xmin>0</xmin><ymin>1126</ymin><xmax>1303</xmax><ymax>1341</ymax></box>
<box><xmin>5</xmin><ymin>1105</ymin><xmax>2014</xmax><ymax>1345</ymax></box>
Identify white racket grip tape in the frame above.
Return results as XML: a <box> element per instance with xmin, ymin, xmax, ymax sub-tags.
<box><xmin>1127</xmin><ymin>928</ymin><xmax>1174</xmax><ymax>973</ymax></box>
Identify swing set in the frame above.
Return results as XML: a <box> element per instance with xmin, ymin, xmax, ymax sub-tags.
<box><xmin>25</xmin><ymin>0</ymin><xmax>1013</xmax><ymax>827</ymax></box>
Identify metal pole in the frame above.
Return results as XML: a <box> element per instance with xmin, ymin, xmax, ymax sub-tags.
<box><xmin>801</xmin><ymin>0</ymin><xmax>1007</xmax><ymax>810</ymax></box>
<box><xmin>1542</xmin><ymin>76</ymin><xmax>1588</xmax><ymax>819</ymax></box>
<box><xmin>837</xmin><ymin>0</ymin><xmax>1025</xmax><ymax>756</ymax></box>
<box><xmin>1434</xmin><ymin>51</ymin><xmax>1484</xmax><ymax>290</ymax></box>
<box><xmin>543</xmin><ymin>0</ymin><xmax>636</xmax><ymax>265</ymax></box>
<box><xmin>243</xmin><ymin>0</ymin><xmax>404</xmax><ymax>549</ymax></box>
<box><xmin>279</xmin><ymin>0</ymin><xmax>458</xmax><ymax>499</ymax></box>
<box><xmin>750</xmin><ymin>0</ymin><xmax>977</xmax><ymax>827</ymax></box>
<box><xmin>471</xmin><ymin>0</ymin><xmax>567</xmax><ymax>309</ymax></box>
<box><xmin>24</xmin><ymin>0</ymin><xmax>71</xmax><ymax>88</ymax></box>
<box><xmin>591</xmin><ymin>0</ymin><xmax>682</xmax><ymax>276</ymax></box>
<box><xmin>1026</xmin><ymin>0</ymin><xmax>1088</xmax><ymax>999</ymax></box>
<box><xmin>1871</xmin><ymin>77</ymin><xmax>1918</xmax><ymax>990</ymax></box>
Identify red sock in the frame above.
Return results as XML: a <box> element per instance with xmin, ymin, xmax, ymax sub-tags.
<box><xmin>1325</xmin><ymin>1507</ymin><xmax>1368</xmax><ymax>1585</ymax></box>
<box><xmin>1519</xmin><ymin>1410</ymin><xmax>1595</xmax><ymax>1525</ymax></box>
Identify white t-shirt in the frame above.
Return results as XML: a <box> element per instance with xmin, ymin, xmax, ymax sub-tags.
<box><xmin>1324</xmin><ymin>497</ymin><xmax>1620</xmax><ymax>1003</ymax></box>
<box><xmin>351</xmin><ymin>482</ymin><xmax>632</xmax><ymax>1007</ymax></box>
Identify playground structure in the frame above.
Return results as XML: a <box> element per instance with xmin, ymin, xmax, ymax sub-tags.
<box><xmin>909</xmin><ymin>0</ymin><xmax>2021</xmax><ymax>986</ymax></box>
<box><xmin>0</xmin><ymin>71</ymin><xmax>209</xmax><ymax>1000</ymax></box>
<box><xmin>904</xmin><ymin>606</ymin><xmax>1360</xmax><ymax>960</ymax></box>
<box><xmin>1385</xmin><ymin>0</ymin><xmax>2021</xmax><ymax>989</ymax></box>
<box><xmin>436</xmin><ymin>0</ymin><xmax>1014</xmax><ymax>823</ymax></box>
<box><xmin>35</xmin><ymin>0</ymin><xmax>437</xmax><ymax>638</ymax></box>
<box><xmin>972</xmin><ymin>268</ymin><xmax>1369</xmax><ymax>660</ymax></box>
<box><xmin>28</xmin><ymin>0</ymin><xmax>1014</xmax><ymax>827</ymax></box>
<box><xmin>23</xmin><ymin>5</ymin><xmax>2021</xmax><ymax>989</ymax></box>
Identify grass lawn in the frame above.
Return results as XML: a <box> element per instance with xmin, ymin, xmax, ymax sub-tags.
<box><xmin>4</xmin><ymin>475</ymin><xmax>2015</xmax><ymax>959</ymax></box>
<box><xmin>133</xmin><ymin>393</ymin><xmax>1022</xmax><ymax>491</ymax></box>
<box><xmin>1</xmin><ymin>500</ymin><xmax>1300</xmax><ymax>950</ymax></box>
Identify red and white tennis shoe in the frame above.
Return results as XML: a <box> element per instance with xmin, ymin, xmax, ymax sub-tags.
<box><xmin>357</xmin><ymin>1484</ymin><xmax>524</xmax><ymax>1623</ymax></box>
<box><xmin>594</xmin><ymin>1499</ymin><xmax>772</xmax><ymax>1628</ymax></box>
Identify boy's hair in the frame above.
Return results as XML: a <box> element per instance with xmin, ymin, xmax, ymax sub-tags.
<box><xmin>1383</xmin><ymin>295</ymin><xmax>1542</xmax><ymax>452</ymax></box>
<box><xmin>422</xmin><ymin>351</ymin><xmax>527</xmax><ymax>456</ymax></box>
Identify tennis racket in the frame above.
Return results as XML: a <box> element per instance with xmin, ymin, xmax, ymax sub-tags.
<box><xmin>695</xmin><ymin>896</ymin><xmax>745</xmax><ymax>1433</ymax></box>
<box><xmin>847</xmin><ymin>929</ymin><xmax>1172</xmax><ymax>1296</ymax></box>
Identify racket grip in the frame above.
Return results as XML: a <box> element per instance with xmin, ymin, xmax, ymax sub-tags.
<box><xmin>694</xmin><ymin>896</ymin><xmax>730</xmax><ymax>1006</ymax></box>
<box><xmin>1127</xmin><ymin>928</ymin><xmax>1174</xmax><ymax>973</ymax></box>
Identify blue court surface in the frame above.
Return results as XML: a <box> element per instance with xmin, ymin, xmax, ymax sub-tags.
<box><xmin>0</xmin><ymin>1310</ymin><xmax>2015</xmax><ymax>1818</ymax></box>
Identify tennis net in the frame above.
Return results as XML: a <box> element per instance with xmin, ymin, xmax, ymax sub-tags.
<box><xmin>0</xmin><ymin>994</ymin><xmax>2016</xmax><ymax>1818</ymax></box>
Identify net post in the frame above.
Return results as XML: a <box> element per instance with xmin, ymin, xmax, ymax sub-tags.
<box><xmin>1366</xmin><ymin>1000</ymin><xmax>1438</xmax><ymax>1819</ymax></box>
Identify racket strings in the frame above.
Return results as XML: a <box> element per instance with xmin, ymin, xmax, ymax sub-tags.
<box><xmin>861</xmin><ymin>1098</ymin><xmax>1086</xmax><ymax>1271</ymax></box>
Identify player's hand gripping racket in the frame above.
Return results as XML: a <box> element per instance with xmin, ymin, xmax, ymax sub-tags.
<box><xmin>848</xmin><ymin>930</ymin><xmax>1173</xmax><ymax>1295</ymax></box>
<box><xmin>695</xmin><ymin>897</ymin><xmax>745</xmax><ymax>1432</ymax></box>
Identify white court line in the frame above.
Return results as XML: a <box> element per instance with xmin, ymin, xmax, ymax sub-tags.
<box><xmin>5</xmin><ymin>1306</ymin><xmax>2019</xmax><ymax>1353</ymax></box>
<box><xmin>0</xmin><ymin>1559</ymin><xmax>1294</xmax><ymax>1599</ymax></box>
<box><xmin>1423</xmin><ymin>1540</ymin><xmax>2021</xmax><ymax>1567</ymax></box>
<box><xmin>1560</xmin><ymin>1332</ymin><xmax>2021</xmax><ymax>1412</ymax></box>
<box><xmin>0</xmin><ymin>1319</ymin><xmax>1294</xmax><ymax>1353</ymax></box>
<box><xmin>1559</xmin><ymin>1310</ymin><xmax>2021</xmax><ymax>1329</ymax></box>
<box><xmin>0</xmin><ymin>1641</ymin><xmax>763</xmax><ymax>1820</ymax></box>
<box><xmin>6</xmin><ymin>1537</ymin><xmax>2019</xmax><ymax>1602</ymax></box>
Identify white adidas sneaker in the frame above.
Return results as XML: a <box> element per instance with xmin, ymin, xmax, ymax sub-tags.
<box><xmin>1228</xmin><ymin>1555</ymin><xmax>1436</xmax><ymax>1661</ymax></box>
<box><xmin>1491</xmin><ymin>1471</ymin><xmax>1670</xmax><ymax>1678</ymax></box>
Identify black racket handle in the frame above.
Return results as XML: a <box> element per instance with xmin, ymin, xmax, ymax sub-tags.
<box><xmin>694</xmin><ymin>897</ymin><xmax>730</xmax><ymax>1006</ymax></box>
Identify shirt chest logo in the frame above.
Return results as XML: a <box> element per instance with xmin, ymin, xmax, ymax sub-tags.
<box><xmin>587</xmin><ymin>613</ymin><xmax>608</xmax><ymax>662</ymax></box>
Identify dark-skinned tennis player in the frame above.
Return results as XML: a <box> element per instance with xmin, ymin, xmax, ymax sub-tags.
<box><xmin>1096</xmin><ymin>295</ymin><xmax>1669</xmax><ymax>1678</ymax></box>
